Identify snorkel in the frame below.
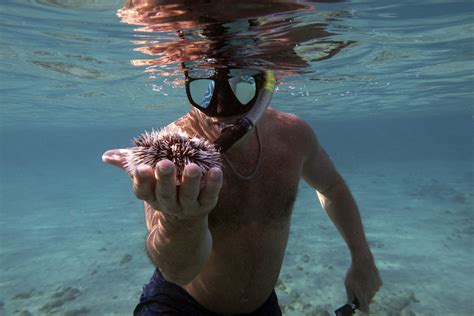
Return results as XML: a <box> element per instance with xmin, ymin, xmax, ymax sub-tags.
<box><xmin>214</xmin><ymin>71</ymin><xmax>276</xmax><ymax>153</ymax></box>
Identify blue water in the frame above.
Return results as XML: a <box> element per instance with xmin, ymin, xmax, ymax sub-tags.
<box><xmin>1</xmin><ymin>1</ymin><xmax>473</xmax><ymax>315</ymax></box>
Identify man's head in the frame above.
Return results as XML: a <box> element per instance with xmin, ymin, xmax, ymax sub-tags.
<box><xmin>184</xmin><ymin>68</ymin><xmax>276</xmax><ymax>153</ymax></box>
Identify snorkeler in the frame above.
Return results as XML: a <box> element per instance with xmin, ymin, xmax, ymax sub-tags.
<box><xmin>103</xmin><ymin>66</ymin><xmax>382</xmax><ymax>315</ymax></box>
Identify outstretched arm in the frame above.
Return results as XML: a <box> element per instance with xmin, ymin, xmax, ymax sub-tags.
<box><xmin>301</xmin><ymin>127</ymin><xmax>382</xmax><ymax>313</ymax></box>
<box><xmin>102</xmin><ymin>149</ymin><xmax>223</xmax><ymax>286</ymax></box>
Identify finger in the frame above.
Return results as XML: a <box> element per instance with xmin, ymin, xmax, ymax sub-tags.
<box><xmin>155</xmin><ymin>159</ymin><xmax>177</xmax><ymax>204</ymax></box>
<box><xmin>352</xmin><ymin>295</ymin><xmax>361</xmax><ymax>310</ymax></box>
<box><xmin>133</xmin><ymin>164</ymin><xmax>156</xmax><ymax>202</ymax></box>
<box><xmin>199</xmin><ymin>168</ymin><xmax>223</xmax><ymax>209</ymax></box>
<box><xmin>346</xmin><ymin>290</ymin><xmax>355</xmax><ymax>305</ymax></box>
<box><xmin>355</xmin><ymin>292</ymin><xmax>369</xmax><ymax>313</ymax></box>
<box><xmin>102</xmin><ymin>149</ymin><xmax>130</xmax><ymax>170</ymax></box>
<box><xmin>179</xmin><ymin>164</ymin><xmax>202</xmax><ymax>207</ymax></box>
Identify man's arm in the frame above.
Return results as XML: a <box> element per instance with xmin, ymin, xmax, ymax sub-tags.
<box><xmin>145</xmin><ymin>209</ymin><xmax>213</xmax><ymax>286</ymax></box>
<box><xmin>300</xmin><ymin>124</ymin><xmax>382</xmax><ymax>313</ymax></box>
<box><xmin>103</xmin><ymin>150</ymin><xmax>223</xmax><ymax>286</ymax></box>
<box><xmin>135</xmin><ymin>160</ymin><xmax>223</xmax><ymax>286</ymax></box>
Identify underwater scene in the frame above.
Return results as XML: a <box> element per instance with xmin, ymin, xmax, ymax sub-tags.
<box><xmin>1</xmin><ymin>0</ymin><xmax>472</xmax><ymax>315</ymax></box>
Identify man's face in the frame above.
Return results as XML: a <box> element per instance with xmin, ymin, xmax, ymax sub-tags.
<box><xmin>192</xmin><ymin>107</ymin><xmax>247</xmax><ymax>141</ymax></box>
<box><xmin>185</xmin><ymin>68</ymin><xmax>262</xmax><ymax>120</ymax></box>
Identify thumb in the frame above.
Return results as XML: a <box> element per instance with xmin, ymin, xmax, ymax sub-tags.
<box><xmin>352</xmin><ymin>293</ymin><xmax>369</xmax><ymax>313</ymax></box>
<box><xmin>344</xmin><ymin>278</ymin><xmax>355</xmax><ymax>304</ymax></box>
<box><xmin>346</xmin><ymin>289</ymin><xmax>363</xmax><ymax>311</ymax></box>
<box><xmin>347</xmin><ymin>291</ymin><xmax>355</xmax><ymax>305</ymax></box>
<box><xmin>102</xmin><ymin>149</ymin><xmax>130</xmax><ymax>170</ymax></box>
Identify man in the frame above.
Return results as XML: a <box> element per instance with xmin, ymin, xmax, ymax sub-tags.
<box><xmin>103</xmin><ymin>67</ymin><xmax>382</xmax><ymax>315</ymax></box>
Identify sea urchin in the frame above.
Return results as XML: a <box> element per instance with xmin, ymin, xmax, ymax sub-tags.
<box><xmin>125</xmin><ymin>127</ymin><xmax>222</xmax><ymax>184</ymax></box>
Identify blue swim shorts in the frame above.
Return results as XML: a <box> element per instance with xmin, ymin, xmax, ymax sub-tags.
<box><xmin>134</xmin><ymin>269</ymin><xmax>282</xmax><ymax>316</ymax></box>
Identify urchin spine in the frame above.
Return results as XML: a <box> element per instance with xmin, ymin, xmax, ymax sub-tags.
<box><xmin>125</xmin><ymin>127</ymin><xmax>221</xmax><ymax>184</ymax></box>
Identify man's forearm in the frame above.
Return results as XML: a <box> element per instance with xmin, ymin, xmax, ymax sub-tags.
<box><xmin>317</xmin><ymin>180</ymin><xmax>370</xmax><ymax>258</ymax></box>
<box><xmin>146</xmin><ymin>212</ymin><xmax>212</xmax><ymax>286</ymax></box>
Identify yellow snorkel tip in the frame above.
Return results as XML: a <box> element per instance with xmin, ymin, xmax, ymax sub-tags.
<box><xmin>263</xmin><ymin>71</ymin><xmax>277</xmax><ymax>92</ymax></box>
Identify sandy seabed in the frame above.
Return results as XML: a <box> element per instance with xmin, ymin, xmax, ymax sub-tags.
<box><xmin>1</xmin><ymin>158</ymin><xmax>472</xmax><ymax>316</ymax></box>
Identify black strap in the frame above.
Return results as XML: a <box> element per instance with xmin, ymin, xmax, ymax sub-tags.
<box><xmin>334</xmin><ymin>298</ymin><xmax>359</xmax><ymax>316</ymax></box>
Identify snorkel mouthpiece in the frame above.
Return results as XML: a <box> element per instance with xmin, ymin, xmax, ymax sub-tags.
<box><xmin>214</xmin><ymin>70</ymin><xmax>276</xmax><ymax>153</ymax></box>
<box><xmin>214</xmin><ymin>117</ymin><xmax>253</xmax><ymax>153</ymax></box>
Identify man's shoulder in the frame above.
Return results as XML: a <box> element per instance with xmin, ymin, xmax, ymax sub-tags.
<box><xmin>264</xmin><ymin>108</ymin><xmax>315</xmax><ymax>137</ymax></box>
<box><xmin>263</xmin><ymin>108</ymin><xmax>319</xmax><ymax>158</ymax></box>
<box><xmin>167</xmin><ymin>112</ymin><xmax>194</xmax><ymax>131</ymax></box>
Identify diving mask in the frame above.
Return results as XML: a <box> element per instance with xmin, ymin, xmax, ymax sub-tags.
<box><xmin>185</xmin><ymin>68</ymin><xmax>265</xmax><ymax>118</ymax></box>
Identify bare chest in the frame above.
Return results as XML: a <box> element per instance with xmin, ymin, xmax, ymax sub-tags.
<box><xmin>208</xmin><ymin>144</ymin><xmax>303</xmax><ymax>230</ymax></box>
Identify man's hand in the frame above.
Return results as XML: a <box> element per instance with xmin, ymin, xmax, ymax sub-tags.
<box><xmin>344</xmin><ymin>251</ymin><xmax>382</xmax><ymax>313</ymax></box>
<box><xmin>102</xmin><ymin>149</ymin><xmax>223</xmax><ymax>219</ymax></box>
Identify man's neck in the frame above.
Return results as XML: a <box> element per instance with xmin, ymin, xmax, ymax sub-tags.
<box><xmin>223</xmin><ymin>127</ymin><xmax>255</xmax><ymax>156</ymax></box>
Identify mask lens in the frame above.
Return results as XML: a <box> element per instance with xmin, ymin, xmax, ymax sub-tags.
<box><xmin>228</xmin><ymin>75</ymin><xmax>257</xmax><ymax>105</ymax></box>
<box><xmin>189</xmin><ymin>79</ymin><xmax>215</xmax><ymax>108</ymax></box>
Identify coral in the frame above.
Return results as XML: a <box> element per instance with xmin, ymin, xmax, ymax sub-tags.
<box><xmin>370</xmin><ymin>290</ymin><xmax>419</xmax><ymax>316</ymax></box>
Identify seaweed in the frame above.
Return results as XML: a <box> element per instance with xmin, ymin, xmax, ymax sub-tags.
<box><xmin>13</xmin><ymin>311</ymin><xmax>33</xmax><ymax>316</ymax></box>
<box><xmin>120</xmin><ymin>253</ymin><xmax>133</xmax><ymax>265</ymax></box>
<box><xmin>12</xmin><ymin>289</ymin><xmax>36</xmax><ymax>300</ymax></box>
<box><xmin>39</xmin><ymin>286</ymin><xmax>80</xmax><ymax>313</ymax></box>
<box><xmin>64</xmin><ymin>307</ymin><xmax>91</xmax><ymax>316</ymax></box>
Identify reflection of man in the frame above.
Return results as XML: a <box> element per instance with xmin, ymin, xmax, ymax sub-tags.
<box><xmin>103</xmin><ymin>66</ymin><xmax>382</xmax><ymax>315</ymax></box>
<box><xmin>117</xmin><ymin>0</ymin><xmax>354</xmax><ymax>72</ymax></box>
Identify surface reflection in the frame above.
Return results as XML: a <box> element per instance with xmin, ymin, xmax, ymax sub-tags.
<box><xmin>117</xmin><ymin>0</ymin><xmax>354</xmax><ymax>76</ymax></box>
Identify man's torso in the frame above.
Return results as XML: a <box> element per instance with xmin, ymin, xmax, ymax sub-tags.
<box><xmin>147</xmin><ymin>109</ymin><xmax>310</xmax><ymax>313</ymax></box>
